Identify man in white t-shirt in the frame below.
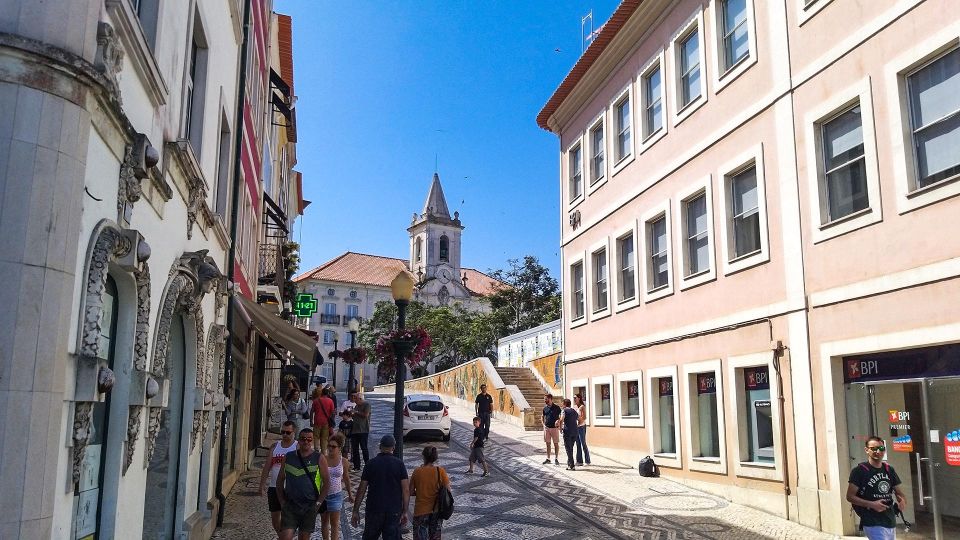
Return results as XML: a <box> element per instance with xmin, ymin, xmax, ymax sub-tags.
<box><xmin>259</xmin><ymin>420</ymin><xmax>298</xmax><ymax>534</ymax></box>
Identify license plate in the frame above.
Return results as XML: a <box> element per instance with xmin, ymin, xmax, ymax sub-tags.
<box><xmin>419</xmin><ymin>415</ymin><xmax>434</xmax><ymax>420</ymax></box>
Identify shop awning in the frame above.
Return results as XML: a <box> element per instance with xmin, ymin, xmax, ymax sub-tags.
<box><xmin>234</xmin><ymin>294</ymin><xmax>320</xmax><ymax>368</ymax></box>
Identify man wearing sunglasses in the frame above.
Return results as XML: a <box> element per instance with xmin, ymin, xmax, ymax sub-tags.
<box><xmin>259</xmin><ymin>420</ymin><xmax>299</xmax><ymax>534</ymax></box>
<box><xmin>847</xmin><ymin>436</ymin><xmax>907</xmax><ymax>540</ymax></box>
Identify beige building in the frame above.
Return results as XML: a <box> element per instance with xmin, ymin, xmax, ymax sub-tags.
<box><xmin>538</xmin><ymin>0</ymin><xmax>960</xmax><ymax>537</ymax></box>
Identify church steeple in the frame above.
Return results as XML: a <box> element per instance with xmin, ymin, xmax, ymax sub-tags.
<box><xmin>408</xmin><ymin>172</ymin><xmax>464</xmax><ymax>282</ymax></box>
<box><xmin>422</xmin><ymin>172</ymin><xmax>451</xmax><ymax>218</ymax></box>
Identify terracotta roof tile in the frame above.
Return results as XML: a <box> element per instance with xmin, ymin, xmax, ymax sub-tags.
<box><xmin>293</xmin><ymin>252</ymin><xmax>503</xmax><ymax>297</ymax></box>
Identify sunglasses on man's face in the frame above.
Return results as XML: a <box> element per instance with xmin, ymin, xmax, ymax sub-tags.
<box><xmin>867</xmin><ymin>445</ymin><xmax>886</xmax><ymax>452</ymax></box>
<box><xmin>328</xmin><ymin>444</ymin><xmax>339</xmax><ymax>449</ymax></box>
<box><xmin>281</xmin><ymin>430</ymin><xmax>294</xmax><ymax>435</ymax></box>
<box><xmin>300</xmin><ymin>436</ymin><xmax>313</xmax><ymax>442</ymax></box>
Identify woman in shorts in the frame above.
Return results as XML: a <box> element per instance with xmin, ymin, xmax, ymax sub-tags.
<box><xmin>320</xmin><ymin>432</ymin><xmax>352</xmax><ymax>540</ymax></box>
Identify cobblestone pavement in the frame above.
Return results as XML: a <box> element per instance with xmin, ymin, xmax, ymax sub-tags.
<box><xmin>214</xmin><ymin>392</ymin><xmax>847</xmax><ymax>539</ymax></box>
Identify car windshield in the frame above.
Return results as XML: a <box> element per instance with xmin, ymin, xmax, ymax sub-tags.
<box><xmin>408</xmin><ymin>400</ymin><xmax>444</xmax><ymax>412</ymax></box>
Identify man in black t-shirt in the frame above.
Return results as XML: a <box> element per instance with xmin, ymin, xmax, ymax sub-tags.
<box><xmin>352</xmin><ymin>435</ymin><xmax>410</xmax><ymax>539</ymax></box>
<box><xmin>559</xmin><ymin>399</ymin><xmax>580</xmax><ymax>470</ymax></box>
<box><xmin>541</xmin><ymin>394</ymin><xmax>562</xmax><ymax>465</ymax></box>
<box><xmin>846</xmin><ymin>436</ymin><xmax>907</xmax><ymax>540</ymax></box>
<box><xmin>475</xmin><ymin>384</ymin><xmax>494</xmax><ymax>438</ymax></box>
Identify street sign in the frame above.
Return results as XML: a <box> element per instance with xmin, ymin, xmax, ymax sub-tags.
<box><xmin>293</xmin><ymin>293</ymin><xmax>318</xmax><ymax>317</ymax></box>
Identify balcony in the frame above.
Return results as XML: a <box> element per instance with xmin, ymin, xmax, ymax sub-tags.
<box><xmin>343</xmin><ymin>316</ymin><xmax>363</xmax><ymax>326</ymax></box>
<box><xmin>320</xmin><ymin>314</ymin><xmax>341</xmax><ymax>325</ymax></box>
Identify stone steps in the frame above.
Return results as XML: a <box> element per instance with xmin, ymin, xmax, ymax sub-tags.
<box><xmin>495</xmin><ymin>366</ymin><xmax>561</xmax><ymax>431</ymax></box>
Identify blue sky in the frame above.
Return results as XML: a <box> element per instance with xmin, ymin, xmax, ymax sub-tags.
<box><xmin>275</xmin><ymin>0</ymin><xmax>620</xmax><ymax>278</ymax></box>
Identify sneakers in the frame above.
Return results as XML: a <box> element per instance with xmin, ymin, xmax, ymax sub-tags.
<box><xmin>542</xmin><ymin>459</ymin><xmax>551</xmax><ymax>464</ymax></box>
<box><xmin>481</xmin><ymin>471</ymin><xmax>489</xmax><ymax>477</ymax></box>
<box><xmin>554</xmin><ymin>459</ymin><xmax>560</xmax><ymax>465</ymax></box>
<box><xmin>566</xmin><ymin>466</ymin><xmax>576</xmax><ymax>471</ymax></box>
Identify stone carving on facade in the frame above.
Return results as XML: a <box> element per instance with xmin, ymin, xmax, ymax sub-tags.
<box><xmin>117</xmin><ymin>133</ymin><xmax>160</xmax><ymax>225</ymax></box>
<box><xmin>72</xmin><ymin>402</ymin><xmax>94</xmax><ymax>485</ymax></box>
<box><xmin>94</xmin><ymin>22</ymin><xmax>124</xmax><ymax>103</ymax></box>
<box><xmin>144</xmin><ymin>406</ymin><xmax>163</xmax><ymax>466</ymax></box>
<box><xmin>123</xmin><ymin>406</ymin><xmax>142</xmax><ymax>473</ymax></box>
<box><xmin>186</xmin><ymin>176</ymin><xmax>207</xmax><ymax>239</ymax></box>
<box><xmin>569</xmin><ymin>209</ymin><xmax>582</xmax><ymax>230</ymax></box>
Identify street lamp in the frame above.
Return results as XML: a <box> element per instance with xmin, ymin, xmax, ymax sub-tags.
<box><xmin>347</xmin><ymin>317</ymin><xmax>360</xmax><ymax>393</ymax></box>
<box><xmin>331</xmin><ymin>332</ymin><xmax>339</xmax><ymax>390</ymax></box>
<box><xmin>390</xmin><ymin>270</ymin><xmax>415</xmax><ymax>459</ymax></box>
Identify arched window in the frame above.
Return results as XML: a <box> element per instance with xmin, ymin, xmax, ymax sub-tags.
<box><xmin>439</xmin><ymin>235</ymin><xmax>449</xmax><ymax>262</ymax></box>
<box><xmin>415</xmin><ymin>237</ymin><xmax>423</xmax><ymax>262</ymax></box>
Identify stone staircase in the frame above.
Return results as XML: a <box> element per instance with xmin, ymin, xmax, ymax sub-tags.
<box><xmin>496</xmin><ymin>366</ymin><xmax>557</xmax><ymax>430</ymax></box>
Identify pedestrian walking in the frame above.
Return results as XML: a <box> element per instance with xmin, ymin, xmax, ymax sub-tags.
<box><xmin>560</xmin><ymin>398</ymin><xmax>579</xmax><ymax>471</ymax></box>
<box><xmin>409</xmin><ymin>445</ymin><xmax>451</xmax><ymax>540</ymax></box>
<box><xmin>541</xmin><ymin>394</ymin><xmax>562</xmax><ymax>465</ymax></box>
<box><xmin>258</xmin><ymin>420</ymin><xmax>298</xmax><ymax>535</ymax></box>
<box><xmin>320</xmin><ymin>432</ymin><xmax>353</xmax><ymax>540</ymax></box>
<box><xmin>327</xmin><ymin>384</ymin><xmax>339</xmax><ymax>409</ymax></box>
<box><xmin>337</xmin><ymin>409</ymin><xmax>354</xmax><ymax>461</ymax></box>
<box><xmin>466</xmin><ymin>417</ymin><xmax>489</xmax><ymax>477</ymax></box>
<box><xmin>276</xmin><ymin>428</ymin><xmax>331</xmax><ymax>540</ymax></box>
<box><xmin>350</xmin><ymin>392</ymin><xmax>372</xmax><ymax>471</ymax></box>
<box><xmin>285</xmin><ymin>388</ymin><xmax>310</xmax><ymax>434</ymax></box>
<box><xmin>574</xmin><ymin>394</ymin><xmax>591</xmax><ymax>466</ymax></box>
<box><xmin>351</xmin><ymin>435</ymin><xmax>410</xmax><ymax>540</ymax></box>
<box><xmin>474</xmin><ymin>384</ymin><xmax>493</xmax><ymax>438</ymax></box>
<box><xmin>847</xmin><ymin>436</ymin><xmax>907</xmax><ymax>540</ymax></box>
<box><xmin>311</xmin><ymin>386</ymin><xmax>336</xmax><ymax>452</ymax></box>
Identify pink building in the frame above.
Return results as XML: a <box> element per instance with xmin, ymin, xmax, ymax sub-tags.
<box><xmin>538</xmin><ymin>0</ymin><xmax>960</xmax><ymax>537</ymax></box>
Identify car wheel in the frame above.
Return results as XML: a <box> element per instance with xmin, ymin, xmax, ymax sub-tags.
<box><xmin>442</xmin><ymin>433</ymin><xmax>450</xmax><ymax>442</ymax></box>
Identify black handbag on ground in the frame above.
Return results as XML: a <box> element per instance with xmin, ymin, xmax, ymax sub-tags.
<box><xmin>433</xmin><ymin>467</ymin><xmax>454</xmax><ymax>520</ymax></box>
<box><xmin>638</xmin><ymin>455</ymin><xmax>659</xmax><ymax>477</ymax></box>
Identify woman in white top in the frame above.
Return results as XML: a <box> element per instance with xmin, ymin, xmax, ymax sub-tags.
<box><xmin>284</xmin><ymin>388</ymin><xmax>310</xmax><ymax>434</ymax></box>
<box><xmin>574</xmin><ymin>394</ymin><xmax>591</xmax><ymax>465</ymax></box>
<box><xmin>258</xmin><ymin>420</ymin><xmax>298</xmax><ymax>534</ymax></box>
<box><xmin>321</xmin><ymin>432</ymin><xmax>353</xmax><ymax>540</ymax></box>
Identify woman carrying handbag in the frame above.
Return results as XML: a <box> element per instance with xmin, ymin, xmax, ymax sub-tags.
<box><xmin>409</xmin><ymin>445</ymin><xmax>452</xmax><ymax>540</ymax></box>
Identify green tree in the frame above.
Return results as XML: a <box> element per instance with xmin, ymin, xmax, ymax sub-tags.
<box><xmin>486</xmin><ymin>256</ymin><xmax>560</xmax><ymax>336</ymax></box>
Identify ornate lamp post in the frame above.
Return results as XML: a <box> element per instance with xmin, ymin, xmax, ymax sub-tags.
<box><xmin>390</xmin><ymin>271</ymin><xmax>415</xmax><ymax>459</ymax></box>
<box><xmin>346</xmin><ymin>317</ymin><xmax>360</xmax><ymax>393</ymax></box>
<box><xmin>331</xmin><ymin>332</ymin><xmax>339</xmax><ymax>389</ymax></box>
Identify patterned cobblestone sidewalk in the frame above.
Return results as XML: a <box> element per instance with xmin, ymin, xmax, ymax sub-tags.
<box><xmin>213</xmin><ymin>392</ymin><xmax>848</xmax><ymax>539</ymax></box>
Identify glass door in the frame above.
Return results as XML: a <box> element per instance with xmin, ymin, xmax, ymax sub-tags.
<box><xmin>923</xmin><ymin>378</ymin><xmax>960</xmax><ymax>539</ymax></box>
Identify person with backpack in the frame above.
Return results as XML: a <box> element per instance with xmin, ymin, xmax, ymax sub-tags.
<box><xmin>276</xmin><ymin>428</ymin><xmax>332</xmax><ymax>540</ymax></box>
<box><xmin>409</xmin><ymin>445</ymin><xmax>452</xmax><ymax>539</ymax></box>
<box><xmin>846</xmin><ymin>436</ymin><xmax>907</xmax><ymax>540</ymax></box>
<box><xmin>560</xmin><ymin>398</ymin><xmax>580</xmax><ymax>471</ymax></box>
<box><xmin>311</xmin><ymin>386</ymin><xmax>336</xmax><ymax>452</ymax></box>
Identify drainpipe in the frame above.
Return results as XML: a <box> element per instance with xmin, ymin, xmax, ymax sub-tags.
<box><xmin>769</xmin><ymin>321</ymin><xmax>793</xmax><ymax>517</ymax></box>
<box><xmin>216</xmin><ymin>0</ymin><xmax>252</xmax><ymax>526</ymax></box>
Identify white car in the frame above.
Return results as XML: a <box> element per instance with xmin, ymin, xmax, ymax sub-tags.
<box><xmin>402</xmin><ymin>394</ymin><xmax>451</xmax><ymax>442</ymax></box>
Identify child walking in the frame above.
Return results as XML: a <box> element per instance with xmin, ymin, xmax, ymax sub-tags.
<box><xmin>336</xmin><ymin>409</ymin><xmax>353</xmax><ymax>461</ymax></box>
<box><xmin>467</xmin><ymin>416</ymin><xmax>489</xmax><ymax>477</ymax></box>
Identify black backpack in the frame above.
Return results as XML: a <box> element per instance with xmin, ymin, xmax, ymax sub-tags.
<box><xmin>434</xmin><ymin>467</ymin><xmax>454</xmax><ymax>520</ymax></box>
<box><xmin>638</xmin><ymin>456</ymin><xmax>659</xmax><ymax>477</ymax></box>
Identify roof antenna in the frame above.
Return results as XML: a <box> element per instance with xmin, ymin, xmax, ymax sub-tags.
<box><xmin>435</xmin><ymin>153</ymin><xmax>438</xmax><ymax>174</ymax></box>
<box><xmin>582</xmin><ymin>10</ymin><xmax>595</xmax><ymax>52</ymax></box>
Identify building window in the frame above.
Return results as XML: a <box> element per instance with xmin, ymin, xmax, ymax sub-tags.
<box><xmin>643</xmin><ymin>65</ymin><xmax>663</xmax><ymax>139</ymax></box>
<box><xmin>439</xmin><ymin>235</ymin><xmax>449</xmax><ymax>262</ymax></box>
<box><xmin>595</xmin><ymin>383</ymin><xmax>612</xmax><ymax>417</ymax></box>
<box><xmin>729</xmin><ymin>165</ymin><xmax>761</xmax><ymax>259</ymax></box>
<box><xmin>646</xmin><ymin>215</ymin><xmax>669</xmax><ymax>291</ymax></box>
<box><xmin>739</xmin><ymin>366</ymin><xmax>774</xmax><ymax>463</ymax></box>
<box><xmin>324</xmin><ymin>303</ymin><xmax>337</xmax><ymax>315</ymax></box>
<box><xmin>617</xmin><ymin>233</ymin><xmax>636</xmax><ymax>302</ymax></box>
<box><xmin>569</xmin><ymin>143</ymin><xmax>583</xmax><ymax>200</ymax></box>
<box><xmin>694</xmin><ymin>372</ymin><xmax>721</xmax><ymax>458</ymax></box>
<box><xmin>415</xmin><ymin>238</ymin><xmax>423</xmax><ymax>262</ymax></box>
<box><xmin>346</xmin><ymin>304</ymin><xmax>359</xmax><ymax>319</ymax></box>
<box><xmin>590</xmin><ymin>123</ymin><xmax>605</xmax><ymax>185</ymax></box>
<box><xmin>571</xmin><ymin>261</ymin><xmax>585</xmax><ymax>320</ymax></box>
<box><xmin>679</xmin><ymin>30</ymin><xmax>702</xmax><ymax>108</ymax></box>
<box><xmin>183</xmin><ymin>15</ymin><xmax>209</xmax><ymax>154</ymax></box>
<box><xmin>623</xmin><ymin>380</ymin><xmax>640</xmax><ymax>416</ymax></box>
<box><xmin>683</xmin><ymin>192</ymin><xmax>710</xmax><ymax>276</ymax></box>
<box><xmin>907</xmin><ymin>47</ymin><xmax>960</xmax><ymax>189</ymax></box>
<box><xmin>615</xmin><ymin>97</ymin><xmax>632</xmax><ymax>162</ymax></box>
<box><xmin>592</xmin><ymin>248</ymin><xmax>608</xmax><ymax>312</ymax></box>
<box><xmin>214</xmin><ymin>112</ymin><xmax>232</xmax><ymax>218</ymax></box>
<box><xmin>720</xmin><ymin>0</ymin><xmax>749</xmax><ymax>71</ymax></box>
<box><xmin>326</xmin><ymin>288</ymin><xmax>335</xmax><ymax>297</ymax></box>
<box><xmin>323</xmin><ymin>330</ymin><xmax>335</xmax><ymax>345</ymax></box>
<box><xmin>819</xmin><ymin>104</ymin><xmax>868</xmax><ymax>222</ymax></box>
<box><xmin>654</xmin><ymin>376</ymin><xmax>677</xmax><ymax>454</ymax></box>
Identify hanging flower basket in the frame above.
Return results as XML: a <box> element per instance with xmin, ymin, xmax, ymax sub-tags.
<box><xmin>374</xmin><ymin>327</ymin><xmax>432</xmax><ymax>369</ymax></box>
<box><xmin>330</xmin><ymin>347</ymin><xmax>367</xmax><ymax>365</ymax></box>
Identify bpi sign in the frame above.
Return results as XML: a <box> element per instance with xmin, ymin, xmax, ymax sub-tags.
<box><xmin>846</xmin><ymin>359</ymin><xmax>880</xmax><ymax>380</ymax></box>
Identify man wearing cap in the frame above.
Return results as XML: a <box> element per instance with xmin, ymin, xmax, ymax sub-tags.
<box><xmin>475</xmin><ymin>384</ymin><xmax>494</xmax><ymax>438</ymax></box>
<box><xmin>351</xmin><ymin>435</ymin><xmax>410</xmax><ymax>539</ymax></box>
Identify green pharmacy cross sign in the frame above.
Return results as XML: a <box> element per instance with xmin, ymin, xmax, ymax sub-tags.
<box><xmin>293</xmin><ymin>293</ymin><xmax>319</xmax><ymax>317</ymax></box>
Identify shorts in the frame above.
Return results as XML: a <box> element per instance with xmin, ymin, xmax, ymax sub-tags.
<box><xmin>324</xmin><ymin>489</ymin><xmax>345</xmax><ymax>512</ymax></box>
<box><xmin>543</xmin><ymin>427</ymin><xmax>560</xmax><ymax>444</ymax></box>
<box><xmin>469</xmin><ymin>447</ymin><xmax>485</xmax><ymax>464</ymax></box>
<box><xmin>280</xmin><ymin>501</ymin><xmax>319</xmax><ymax>533</ymax></box>
<box><xmin>267</xmin><ymin>487</ymin><xmax>281</xmax><ymax>512</ymax></box>
<box><xmin>862</xmin><ymin>526</ymin><xmax>896</xmax><ymax>540</ymax></box>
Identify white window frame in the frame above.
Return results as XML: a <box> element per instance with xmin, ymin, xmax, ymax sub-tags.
<box><xmin>610</xmin><ymin>83</ymin><xmax>636</xmax><ymax>176</ymax></box>
<box><xmin>682</xmin><ymin>360</ymin><xmax>727</xmax><ymax>474</ymax></box>
<box><xmin>641</xmin><ymin>202</ymin><xmax>674</xmax><ymax>302</ymax></box>
<box><xmin>727</xmin><ymin>351</ymin><xmax>783</xmax><ymax>481</ymax></box>
<box><xmin>588</xmin><ymin>239</ymin><xmax>611</xmax><ymax>320</ymax></box>
<box><xmin>590</xmin><ymin>374</ymin><xmax>615</xmax><ymax>427</ymax></box>
<box><xmin>709</xmin><ymin>0</ymin><xmax>758</xmax><ymax>92</ymax></box>
<box><xmin>717</xmin><ymin>144</ymin><xmax>770</xmax><ymax>275</ymax></box>
<box><xmin>568</xmin><ymin>253</ymin><xmax>587</xmax><ymax>328</ymax></box>
<box><xmin>804</xmin><ymin>78</ymin><xmax>882</xmax><ymax>243</ymax></box>
<box><xmin>886</xmin><ymin>36</ymin><xmax>960</xmax><ymax>214</ymax></box>
<box><xmin>615</xmin><ymin>370</ymin><xmax>644</xmax><ymax>427</ymax></box>
<box><xmin>646</xmin><ymin>365</ymin><xmax>681</xmax><ymax>468</ymax></box>
<box><xmin>674</xmin><ymin>176</ymin><xmax>716</xmax><ymax>289</ymax></box>
<box><xmin>569</xmin><ymin>379</ymin><xmax>590</xmax><ymax>426</ymax></box>
<box><xmin>670</xmin><ymin>11</ymin><xmax>708</xmax><ymax>125</ymax></box>
<box><xmin>797</xmin><ymin>0</ymin><xmax>835</xmax><ymax>26</ymax></box>
<box><xmin>566</xmin><ymin>136</ymin><xmax>585</xmax><ymax>208</ymax></box>
<box><xmin>639</xmin><ymin>50</ymin><xmax>668</xmax><ymax>152</ymax></box>
<box><xmin>613</xmin><ymin>222</ymin><xmax>640</xmax><ymax>312</ymax></box>
<box><xmin>587</xmin><ymin>111</ymin><xmax>608</xmax><ymax>193</ymax></box>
